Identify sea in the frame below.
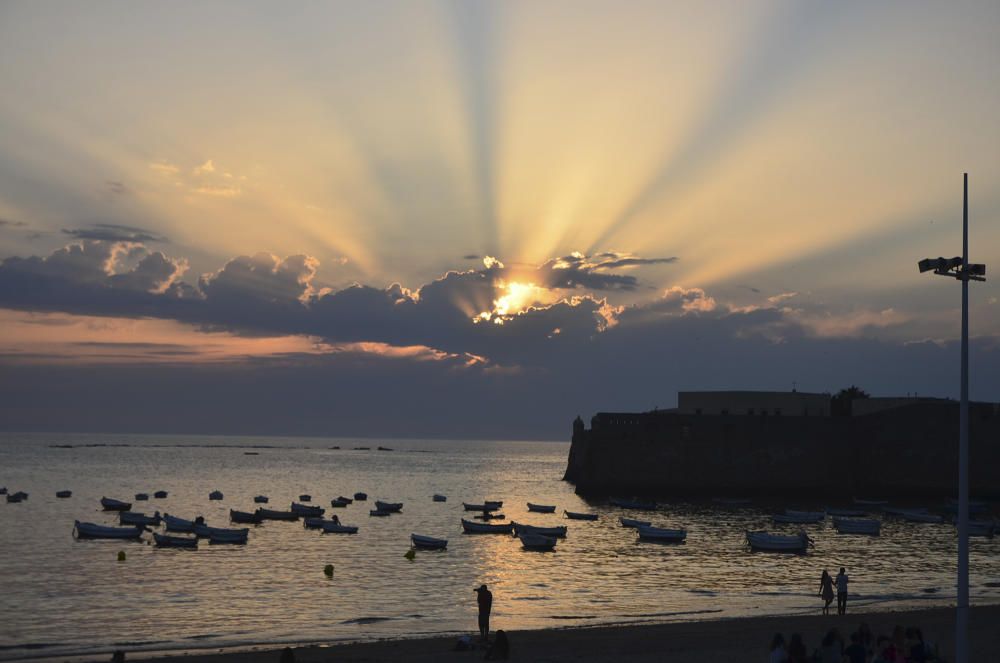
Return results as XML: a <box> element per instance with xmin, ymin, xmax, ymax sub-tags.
<box><xmin>1</xmin><ymin>432</ymin><xmax>998</xmax><ymax>661</ymax></box>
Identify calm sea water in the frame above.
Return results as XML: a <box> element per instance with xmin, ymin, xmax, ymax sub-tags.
<box><xmin>1</xmin><ymin>432</ymin><xmax>998</xmax><ymax>661</ymax></box>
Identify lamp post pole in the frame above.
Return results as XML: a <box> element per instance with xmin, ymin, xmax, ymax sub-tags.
<box><xmin>916</xmin><ymin>174</ymin><xmax>984</xmax><ymax>663</ymax></box>
<box><xmin>956</xmin><ymin>173</ymin><xmax>969</xmax><ymax>663</ymax></box>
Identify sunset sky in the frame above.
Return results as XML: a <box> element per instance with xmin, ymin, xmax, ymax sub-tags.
<box><xmin>1</xmin><ymin>1</ymin><xmax>998</xmax><ymax>438</ymax></box>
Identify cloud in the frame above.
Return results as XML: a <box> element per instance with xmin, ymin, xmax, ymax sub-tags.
<box><xmin>149</xmin><ymin>161</ymin><xmax>180</xmax><ymax>175</ymax></box>
<box><xmin>192</xmin><ymin>185</ymin><xmax>241</xmax><ymax>197</ymax></box>
<box><xmin>106</xmin><ymin>180</ymin><xmax>127</xmax><ymax>195</ymax></box>
<box><xmin>62</xmin><ymin>223</ymin><xmax>167</xmax><ymax>243</ymax></box>
<box><xmin>193</xmin><ymin>159</ymin><xmax>216</xmax><ymax>175</ymax></box>
<box><xmin>0</xmin><ymin>218</ymin><xmax>28</xmax><ymax>228</ymax></box>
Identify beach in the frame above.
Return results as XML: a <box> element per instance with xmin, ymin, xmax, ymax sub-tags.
<box><xmin>123</xmin><ymin>605</ymin><xmax>1000</xmax><ymax>662</ymax></box>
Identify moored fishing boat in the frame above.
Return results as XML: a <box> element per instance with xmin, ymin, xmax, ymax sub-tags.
<box><xmin>330</xmin><ymin>498</ymin><xmax>350</xmax><ymax>508</ymax></box>
<box><xmin>901</xmin><ymin>511</ymin><xmax>944</xmax><ymax>524</ymax></box>
<box><xmin>463</xmin><ymin>502</ymin><xmax>500</xmax><ymax>512</ymax></box>
<box><xmin>290</xmin><ymin>502</ymin><xmax>325</xmax><ymax>517</ymax></box>
<box><xmin>620</xmin><ymin>517</ymin><xmax>651</xmax><ymax>528</ymax></box>
<box><xmin>374</xmin><ymin>500</ymin><xmax>402</xmax><ymax>512</ymax></box>
<box><xmin>255</xmin><ymin>508</ymin><xmax>298</xmax><ymax>521</ymax></box>
<box><xmin>609</xmin><ymin>497</ymin><xmax>657</xmax><ymax>510</ymax></box>
<box><xmin>833</xmin><ymin>518</ymin><xmax>881</xmax><ymax>535</ymax></box>
<box><xmin>967</xmin><ymin>521</ymin><xmax>996</xmax><ymax>537</ymax></box>
<box><xmin>208</xmin><ymin>490</ymin><xmax>224</xmax><ymax>500</ymax></box>
<box><xmin>461</xmin><ymin>518</ymin><xmax>514</xmax><ymax>534</ymax></box>
<box><xmin>519</xmin><ymin>533</ymin><xmax>557</xmax><ymax>551</ymax></box>
<box><xmin>475</xmin><ymin>512</ymin><xmax>505</xmax><ymax>520</ymax></box>
<box><xmin>230</xmin><ymin>509</ymin><xmax>262</xmax><ymax>524</ymax></box>
<box><xmin>153</xmin><ymin>533</ymin><xmax>198</xmax><ymax>548</ymax></box>
<box><xmin>320</xmin><ymin>521</ymin><xmax>358</xmax><ymax>534</ymax></box>
<box><xmin>56</xmin><ymin>490</ymin><xmax>72</xmax><ymax>498</ymax></box>
<box><xmin>353</xmin><ymin>492</ymin><xmax>368</xmax><ymax>501</ymax></box>
<box><xmin>564</xmin><ymin>510</ymin><xmax>598</xmax><ymax>521</ymax></box>
<box><xmin>433</xmin><ymin>494</ymin><xmax>447</xmax><ymax>502</ymax></box>
<box><xmin>194</xmin><ymin>523</ymin><xmax>249</xmax><ymax>543</ymax></box>
<box><xmin>101</xmin><ymin>497</ymin><xmax>132</xmax><ymax>511</ymax></box>
<box><xmin>637</xmin><ymin>525</ymin><xmax>687</xmax><ymax>543</ymax></box>
<box><xmin>298</xmin><ymin>494</ymin><xmax>312</xmax><ymax>502</ymax></box>
<box><xmin>253</xmin><ymin>495</ymin><xmax>269</xmax><ymax>503</ymax></box>
<box><xmin>526</xmin><ymin>502</ymin><xmax>556</xmax><ymax>513</ymax></box>
<box><xmin>163</xmin><ymin>513</ymin><xmax>197</xmax><ymax>532</ymax></box>
<box><xmin>74</xmin><ymin>520</ymin><xmax>143</xmax><ymax>539</ymax></box>
<box><xmin>154</xmin><ymin>490</ymin><xmax>168</xmax><ymax>499</ymax></box>
<box><xmin>303</xmin><ymin>517</ymin><xmax>327</xmax><ymax>529</ymax></box>
<box><xmin>119</xmin><ymin>511</ymin><xmax>161</xmax><ymax>527</ymax></box>
<box><xmin>411</xmin><ymin>533</ymin><xmax>448</xmax><ymax>549</ymax></box>
<box><xmin>745</xmin><ymin>530</ymin><xmax>811</xmax><ymax>553</ymax></box>
<box><xmin>134</xmin><ymin>493</ymin><xmax>149</xmax><ymax>501</ymax></box>
<box><xmin>369</xmin><ymin>509</ymin><xmax>392</xmax><ymax>516</ymax></box>
<box><xmin>512</xmin><ymin>522</ymin><xmax>567</xmax><ymax>538</ymax></box>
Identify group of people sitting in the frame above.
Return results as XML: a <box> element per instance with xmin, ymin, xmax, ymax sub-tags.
<box><xmin>769</xmin><ymin>624</ymin><xmax>940</xmax><ymax>662</ymax></box>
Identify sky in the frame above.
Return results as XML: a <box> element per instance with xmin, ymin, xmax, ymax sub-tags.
<box><xmin>1</xmin><ymin>0</ymin><xmax>999</xmax><ymax>439</ymax></box>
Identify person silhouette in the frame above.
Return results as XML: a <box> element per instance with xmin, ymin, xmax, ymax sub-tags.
<box><xmin>475</xmin><ymin>584</ymin><xmax>493</xmax><ymax>642</ymax></box>
<box><xmin>819</xmin><ymin>569</ymin><xmax>835</xmax><ymax>615</ymax></box>
<box><xmin>835</xmin><ymin>567</ymin><xmax>849</xmax><ymax>615</ymax></box>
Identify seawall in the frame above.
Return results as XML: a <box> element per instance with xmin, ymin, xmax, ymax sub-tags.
<box><xmin>564</xmin><ymin>402</ymin><xmax>1000</xmax><ymax>499</ymax></box>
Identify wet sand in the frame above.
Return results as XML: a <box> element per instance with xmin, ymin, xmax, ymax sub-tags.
<box><xmin>121</xmin><ymin>605</ymin><xmax>1000</xmax><ymax>662</ymax></box>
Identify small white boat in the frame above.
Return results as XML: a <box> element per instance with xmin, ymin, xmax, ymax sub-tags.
<box><xmin>773</xmin><ymin>510</ymin><xmax>825</xmax><ymax>524</ymax></box>
<box><xmin>291</xmin><ymin>502</ymin><xmax>325</xmax><ymax>517</ymax></box>
<box><xmin>256</xmin><ymin>508</ymin><xmax>298</xmax><ymax>521</ymax></box>
<box><xmin>826</xmin><ymin>507</ymin><xmax>868</xmax><ymax>517</ymax></box>
<box><xmin>746</xmin><ymin>530</ymin><xmax>811</xmax><ymax>553</ymax></box>
<box><xmin>163</xmin><ymin>514</ymin><xmax>197</xmax><ymax>532</ymax></box>
<box><xmin>320</xmin><ymin>521</ymin><xmax>358</xmax><ymax>534</ymax></box>
<box><xmin>153</xmin><ymin>490</ymin><xmax>168</xmax><ymax>499</ymax></box>
<box><xmin>153</xmin><ymin>533</ymin><xmax>198</xmax><ymax>548</ymax></box>
<box><xmin>369</xmin><ymin>509</ymin><xmax>393</xmax><ymax>517</ymax></box>
<box><xmin>620</xmin><ymin>517</ymin><xmax>651</xmax><ymax>528</ymax></box>
<box><xmin>461</xmin><ymin>519</ymin><xmax>514</xmax><ymax>534</ymax></box>
<box><xmin>512</xmin><ymin>522</ymin><xmax>567</xmax><ymax>538</ymax></box>
<box><xmin>637</xmin><ymin>525</ymin><xmax>687</xmax><ymax>543</ymax></box>
<box><xmin>101</xmin><ymin>497</ymin><xmax>132</xmax><ymax>511</ymax></box>
<box><xmin>230</xmin><ymin>509</ymin><xmax>262</xmax><ymax>524</ymax></box>
<box><xmin>527</xmin><ymin>502</ymin><xmax>556</xmax><ymax>513</ymax></box>
<box><xmin>119</xmin><ymin>511</ymin><xmax>161</xmax><ymax>527</ymax></box>
<box><xmin>134</xmin><ymin>493</ymin><xmax>149</xmax><ymax>501</ymax></box>
<box><xmin>374</xmin><ymin>500</ymin><xmax>403</xmax><ymax>513</ymax></box>
<box><xmin>609</xmin><ymin>497</ymin><xmax>657</xmax><ymax>510</ymax></box>
<box><xmin>564</xmin><ymin>510</ymin><xmax>598</xmax><ymax>521</ymax></box>
<box><xmin>74</xmin><ymin>520</ymin><xmax>143</xmax><ymax>539</ymax></box>
<box><xmin>298</xmin><ymin>494</ymin><xmax>312</xmax><ymax>502</ymax></box>
<box><xmin>209</xmin><ymin>490</ymin><xmax>224</xmax><ymax>500</ymax></box>
<box><xmin>411</xmin><ymin>533</ymin><xmax>448</xmax><ymax>549</ymax></box>
<box><xmin>253</xmin><ymin>495</ymin><xmax>269</xmax><ymax>503</ymax></box>
<box><xmin>833</xmin><ymin>518</ymin><xmax>881</xmax><ymax>535</ymax></box>
<box><xmin>56</xmin><ymin>490</ymin><xmax>72</xmax><ymax>498</ymax></box>
<box><xmin>519</xmin><ymin>533</ymin><xmax>557</xmax><ymax>551</ymax></box>
<box><xmin>433</xmin><ymin>494</ymin><xmax>447</xmax><ymax>502</ymax></box>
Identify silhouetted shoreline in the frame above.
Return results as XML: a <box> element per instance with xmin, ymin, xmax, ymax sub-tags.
<box><xmin>79</xmin><ymin>605</ymin><xmax>1000</xmax><ymax>663</ymax></box>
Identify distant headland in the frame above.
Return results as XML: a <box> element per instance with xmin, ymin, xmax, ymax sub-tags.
<box><xmin>564</xmin><ymin>389</ymin><xmax>1000</xmax><ymax>499</ymax></box>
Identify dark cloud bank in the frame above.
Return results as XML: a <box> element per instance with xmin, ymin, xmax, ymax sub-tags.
<box><xmin>0</xmin><ymin>240</ymin><xmax>997</xmax><ymax>439</ymax></box>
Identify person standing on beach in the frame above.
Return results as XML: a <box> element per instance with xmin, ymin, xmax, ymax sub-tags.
<box><xmin>475</xmin><ymin>584</ymin><xmax>493</xmax><ymax>642</ymax></box>
<box><xmin>835</xmin><ymin>567</ymin><xmax>849</xmax><ymax>615</ymax></box>
<box><xmin>818</xmin><ymin>569</ymin><xmax>835</xmax><ymax>615</ymax></box>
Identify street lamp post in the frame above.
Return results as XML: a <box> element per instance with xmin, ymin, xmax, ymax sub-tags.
<box><xmin>917</xmin><ymin>173</ymin><xmax>985</xmax><ymax>663</ymax></box>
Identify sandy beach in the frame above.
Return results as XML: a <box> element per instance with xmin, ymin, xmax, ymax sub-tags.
<box><xmin>115</xmin><ymin>605</ymin><xmax>1000</xmax><ymax>663</ymax></box>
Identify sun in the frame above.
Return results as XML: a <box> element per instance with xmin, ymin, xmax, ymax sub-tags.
<box><xmin>475</xmin><ymin>280</ymin><xmax>556</xmax><ymax>324</ymax></box>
